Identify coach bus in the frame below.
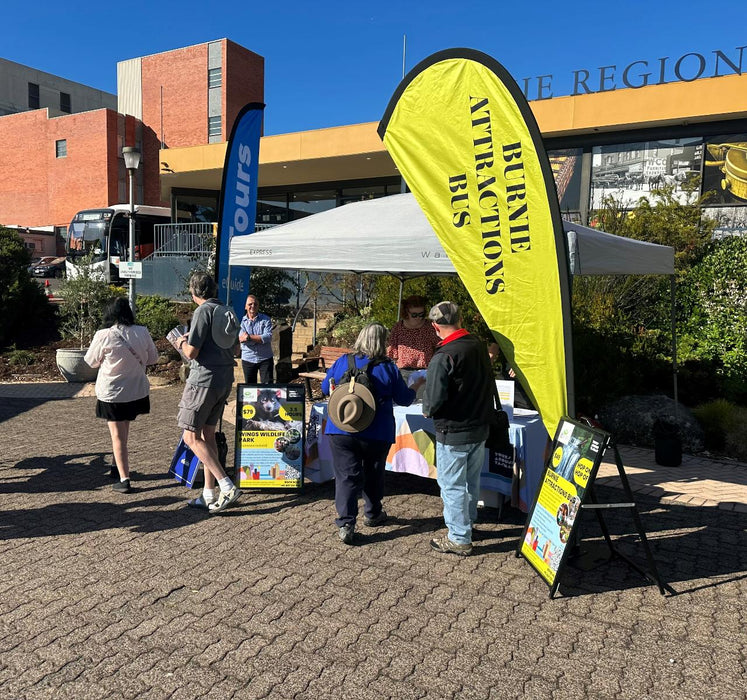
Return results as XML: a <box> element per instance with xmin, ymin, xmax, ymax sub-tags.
<box><xmin>65</xmin><ymin>204</ymin><xmax>171</xmax><ymax>282</ymax></box>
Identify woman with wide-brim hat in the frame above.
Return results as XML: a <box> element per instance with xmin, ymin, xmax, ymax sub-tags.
<box><xmin>321</xmin><ymin>323</ymin><xmax>416</xmax><ymax>545</ymax></box>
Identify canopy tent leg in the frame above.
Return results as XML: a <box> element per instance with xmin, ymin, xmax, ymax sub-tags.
<box><xmin>397</xmin><ymin>278</ymin><xmax>404</xmax><ymax>321</ymax></box>
<box><xmin>671</xmin><ymin>275</ymin><xmax>679</xmax><ymax>422</ymax></box>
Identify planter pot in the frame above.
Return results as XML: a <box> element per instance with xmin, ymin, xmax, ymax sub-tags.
<box><xmin>56</xmin><ymin>348</ymin><xmax>98</xmax><ymax>383</ymax></box>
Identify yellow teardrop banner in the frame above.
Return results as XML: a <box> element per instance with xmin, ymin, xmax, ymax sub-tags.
<box><xmin>378</xmin><ymin>49</ymin><xmax>574</xmax><ymax>435</ymax></box>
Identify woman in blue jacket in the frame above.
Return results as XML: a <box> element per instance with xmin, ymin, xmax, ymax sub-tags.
<box><xmin>321</xmin><ymin>323</ymin><xmax>416</xmax><ymax>545</ymax></box>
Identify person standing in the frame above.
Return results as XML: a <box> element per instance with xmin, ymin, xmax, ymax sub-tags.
<box><xmin>176</xmin><ymin>272</ymin><xmax>241</xmax><ymax>513</ymax></box>
<box><xmin>387</xmin><ymin>294</ymin><xmax>440</xmax><ymax>384</ymax></box>
<box><xmin>423</xmin><ymin>301</ymin><xmax>493</xmax><ymax>556</ymax></box>
<box><xmin>238</xmin><ymin>294</ymin><xmax>274</xmax><ymax>384</ymax></box>
<box><xmin>321</xmin><ymin>323</ymin><xmax>415</xmax><ymax>545</ymax></box>
<box><xmin>85</xmin><ymin>297</ymin><xmax>159</xmax><ymax>493</ymax></box>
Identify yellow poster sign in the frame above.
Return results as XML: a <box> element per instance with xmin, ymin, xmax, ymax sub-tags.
<box><xmin>378</xmin><ymin>49</ymin><xmax>573</xmax><ymax>434</ymax></box>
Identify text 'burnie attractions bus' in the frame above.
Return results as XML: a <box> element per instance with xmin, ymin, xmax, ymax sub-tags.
<box><xmin>65</xmin><ymin>204</ymin><xmax>171</xmax><ymax>282</ymax></box>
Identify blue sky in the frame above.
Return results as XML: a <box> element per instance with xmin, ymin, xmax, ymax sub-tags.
<box><xmin>5</xmin><ymin>1</ymin><xmax>747</xmax><ymax>135</ymax></box>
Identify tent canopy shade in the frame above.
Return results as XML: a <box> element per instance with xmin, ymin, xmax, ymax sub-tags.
<box><xmin>229</xmin><ymin>193</ymin><xmax>675</xmax><ymax>277</ymax></box>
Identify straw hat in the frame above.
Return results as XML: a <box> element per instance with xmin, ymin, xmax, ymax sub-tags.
<box><xmin>327</xmin><ymin>380</ymin><xmax>377</xmax><ymax>433</ymax></box>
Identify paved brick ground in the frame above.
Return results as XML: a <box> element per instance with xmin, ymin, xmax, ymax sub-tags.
<box><xmin>1</xmin><ymin>385</ymin><xmax>746</xmax><ymax>699</ymax></box>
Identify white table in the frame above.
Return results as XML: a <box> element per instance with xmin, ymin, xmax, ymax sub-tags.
<box><xmin>305</xmin><ymin>402</ymin><xmax>548</xmax><ymax>512</ymax></box>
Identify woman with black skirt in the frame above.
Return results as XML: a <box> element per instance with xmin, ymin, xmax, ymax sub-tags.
<box><xmin>85</xmin><ymin>298</ymin><xmax>158</xmax><ymax>493</ymax></box>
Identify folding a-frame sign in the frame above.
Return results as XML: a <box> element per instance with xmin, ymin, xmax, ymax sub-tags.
<box><xmin>517</xmin><ymin>417</ymin><xmax>668</xmax><ymax>598</ymax></box>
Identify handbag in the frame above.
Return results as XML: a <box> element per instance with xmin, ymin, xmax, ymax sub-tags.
<box><xmin>485</xmin><ymin>378</ymin><xmax>511</xmax><ymax>452</ymax></box>
<box><xmin>168</xmin><ymin>438</ymin><xmax>201</xmax><ymax>488</ymax></box>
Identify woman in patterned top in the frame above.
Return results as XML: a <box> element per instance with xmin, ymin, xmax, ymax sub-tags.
<box><xmin>387</xmin><ymin>295</ymin><xmax>440</xmax><ymax>386</ymax></box>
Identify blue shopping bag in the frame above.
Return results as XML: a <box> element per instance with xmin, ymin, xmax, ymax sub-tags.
<box><xmin>168</xmin><ymin>439</ymin><xmax>201</xmax><ymax>488</ymax></box>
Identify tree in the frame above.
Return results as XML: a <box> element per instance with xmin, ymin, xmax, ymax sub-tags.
<box><xmin>58</xmin><ymin>252</ymin><xmax>122</xmax><ymax>348</ymax></box>
<box><xmin>0</xmin><ymin>227</ymin><xmax>55</xmax><ymax>349</ymax></box>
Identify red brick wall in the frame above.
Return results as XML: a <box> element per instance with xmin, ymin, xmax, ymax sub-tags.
<box><xmin>142</xmin><ymin>44</ymin><xmax>209</xmax><ymax>149</ymax></box>
<box><xmin>0</xmin><ymin>108</ymin><xmax>117</xmax><ymax>229</ymax></box>
<box><xmin>224</xmin><ymin>41</ymin><xmax>265</xmax><ymax>138</ymax></box>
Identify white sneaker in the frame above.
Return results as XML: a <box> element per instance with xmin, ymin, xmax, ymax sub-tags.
<box><xmin>208</xmin><ymin>487</ymin><xmax>242</xmax><ymax>514</ymax></box>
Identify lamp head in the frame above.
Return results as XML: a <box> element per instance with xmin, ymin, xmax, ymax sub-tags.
<box><xmin>122</xmin><ymin>146</ymin><xmax>141</xmax><ymax>171</ymax></box>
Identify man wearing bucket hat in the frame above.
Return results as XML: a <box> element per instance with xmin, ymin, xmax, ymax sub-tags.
<box><xmin>321</xmin><ymin>323</ymin><xmax>416</xmax><ymax>545</ymax></box>
<box><xmin>423</xmin><ymin>301</ymin><xmax>493</xmax><ymax>556</ymax></box>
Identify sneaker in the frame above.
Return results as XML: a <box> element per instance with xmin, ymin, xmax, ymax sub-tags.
<box><xmin>363</xmin><ymin>510</ymin><xmax>388</xmax><ymax>527</ymax></box>
<box><xmin>208</xmin><ymin>487</ymin><xmax>242</xmax><ymax>514</ymax></box>
<box><xmin>187</xmin><ymin>495</ymin><xmax>212</xmax><ymax>510</ymax></box>
<box><xmin>338</xmin><ymin>524</ymin><xmax>355</xmax><ymax>545</ymax></box>
<box><xmin>430</xmin><ymin>535</ymin><xmax>472</xmax><ymax>556</ymax></box>
<box><xmin>112</xmin><ymin>479</ymin><xmax>131</xmax><ymax>494</ymax></box>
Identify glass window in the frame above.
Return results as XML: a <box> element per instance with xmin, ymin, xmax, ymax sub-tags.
<box><xmin>208</xmin><ymin>115</ymin><xmax>221</xmax><ymax>140</ymax></box>
<box><xmin>547</xmin><ymin>148</ymin><xmax>583</xmax><ymax>212</ymax></box>
<box><xmin>55</xmin><ymin>139</ymin><xmax>67</xmax><ymax>158</ymax></box>
<box><xmin>208</xmin><ymin>68</ymin><xmax>222</xmax><ymax>89</ymax></box>
<box><xmin>257</xmin><ymin>193</ymin><xmax>289</xmax><ymax>225</ymax></box>
<box><xmin>289</xmin><ymin>190</ymin><xmax>337</xmax><ymax>220</ymax></box>
<box><xmin>28</xmin><ymin>82</ymin><xmax>39</xmax><ymax>109</ymax></box>
<box><xmin>173</xmin><ymin>192</ymin><xmax>220</xmax><ymax>223</ymax></box>
<box><xmin>60</xmin><ymin>92</ymin><xmax>71</xmax><ymax>113</ymax></box>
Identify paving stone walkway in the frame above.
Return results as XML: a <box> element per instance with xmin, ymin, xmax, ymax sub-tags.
<box><xmin>0</xmin><ymin>384</ymin><xmax>745</xmax><ymax>699</ymax></box>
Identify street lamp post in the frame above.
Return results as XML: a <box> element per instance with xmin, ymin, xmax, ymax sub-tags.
<box><xmin>122</xmin><ymin>146</ymin><xmax>141</xmax><ymax>314</ymax></box>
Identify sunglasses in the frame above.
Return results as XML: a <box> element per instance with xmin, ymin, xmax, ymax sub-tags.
<box><xmin>409</xmin><ymin>311</ymin><xmax>426</xmax><ymax>318</ymax></box>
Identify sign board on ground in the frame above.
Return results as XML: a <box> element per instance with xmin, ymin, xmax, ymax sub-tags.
<box><xmin>234</xmin><ymin>384</ymin><xmax>305</xmax><ymax>490</ymax></box>
<box><xmin>519</xmin><ymin>417</ymin><xmax>609</xmax><ymax>588</ymax></box>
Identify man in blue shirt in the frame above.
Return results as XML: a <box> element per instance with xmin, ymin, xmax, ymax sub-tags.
<box><xmin>238</xmin><ymin>294</ymin><xmax>274</xmax><ymax>384</ymax></box>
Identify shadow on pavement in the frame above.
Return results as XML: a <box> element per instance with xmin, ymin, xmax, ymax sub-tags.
<box><xmin>547</xmin><ymin>486</ymin><xmax>747</xmax><ymax>597</ymax></box>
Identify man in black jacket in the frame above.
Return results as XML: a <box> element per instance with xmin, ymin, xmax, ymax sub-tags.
<box><xmin>423</xmin><ymin>301</ymin><xmax>493</xmax><ymax>556</ymax></box>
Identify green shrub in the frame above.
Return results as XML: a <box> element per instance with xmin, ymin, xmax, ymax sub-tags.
<box><xmin>6</xmin><ymin>349</ymin><xmax>35</xmax><ymax>366</ymax></box>
<box><xmin>318</xmin><ymin>310</ymin><xmax>385</xmax><ymax>348</ymax></box>
<box><xmin>136</xmin><ymin>294</ymin><xmax>179</xmax><ymax>339</ymax></box>
<box><xmin>692</xmin><ymin>399</ymin><xmax>737</xmax><ymax>451</ymax></box>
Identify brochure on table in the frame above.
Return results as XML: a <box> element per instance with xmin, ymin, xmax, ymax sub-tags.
<box><xmin>234</xmin><ymin>384</ymin><xmax>305</xmax><ymax>490</ymax></box>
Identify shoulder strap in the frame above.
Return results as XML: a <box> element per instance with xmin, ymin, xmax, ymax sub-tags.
<box><xmin>111</xmin><ymin>326</ymin><xmax>144</xmax><ymax>367</ymax></box>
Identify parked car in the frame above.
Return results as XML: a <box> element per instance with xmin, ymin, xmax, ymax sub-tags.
<box><xmin>31</xmin><ymin>256</ymin><xmax>66</xmax><ymax>278</ymax></box>
<box><xmin>28</xmin><ymin>256</ymin><xmax>54</xmax><ymax>273</ymax></box>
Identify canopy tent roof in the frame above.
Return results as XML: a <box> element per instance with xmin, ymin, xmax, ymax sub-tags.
<box><xmin>230</xmin><ymin>193</ymin><xmax>674</xmax><ymax>277</ymax></box>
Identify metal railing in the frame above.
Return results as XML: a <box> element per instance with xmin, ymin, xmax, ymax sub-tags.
<box><xmin>152</xmin><ymin>223</ymin><xmax>214</xmax><ymax>258</ymax></box>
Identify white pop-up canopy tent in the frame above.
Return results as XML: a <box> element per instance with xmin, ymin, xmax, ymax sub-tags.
<box><xmin>230</xmin><ymin>192</ymin><xmax>674</xmax><ymax>277</ymax></box>
<box><xmin>229</xmin><ymin>192</ymin><xmax>678</xmax><ymax>411</ymax></box>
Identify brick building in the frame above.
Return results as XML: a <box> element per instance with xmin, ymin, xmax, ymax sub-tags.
<box><xmin>0</xmin><ymin>39</ymin><xmax>264</xmax><ymax>254</ymax></box>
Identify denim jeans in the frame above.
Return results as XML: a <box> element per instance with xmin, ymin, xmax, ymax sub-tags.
<box><xmin>435</xmin><ymin>440</ymin><xmax>485</xmax><ymax>545</ymax></box>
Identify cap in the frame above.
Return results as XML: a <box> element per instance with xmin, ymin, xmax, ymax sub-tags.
<box><xmin>428</xmin><ymin>301</ymin><xmax>460</xmax><ymax>326</ymax></box>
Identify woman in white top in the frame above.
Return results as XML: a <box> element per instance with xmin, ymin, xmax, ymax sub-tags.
<box><xmin>85</xmin><ymin>298</ymin><xmax>158</xmax><ymax>493</ymax></box>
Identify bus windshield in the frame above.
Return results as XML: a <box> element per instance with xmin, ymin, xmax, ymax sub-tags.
<box><xmin>66</xmin><ymin>210</ymin><xmax>113</xmax><ymax>263</ymax></box>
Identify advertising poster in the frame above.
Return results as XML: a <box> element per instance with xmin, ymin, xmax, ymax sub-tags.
<box><xmin>703</xmin><ymin>135</ymin><xmax>747</xmax><ymax>206</ymax></box>
<box><xmin>520</xmin><ymin>418</ymin><xmax>609</xmax><ymax>587</ymax></box>
<box><xmin>234</xmin><ymin>384</ymin><xmax>305</xmax><ymax>490</ymax></box>
<box><xmin>589</xmin><ymin>138</ymin><xmax>703</xmax><ymax>209</ymax></box>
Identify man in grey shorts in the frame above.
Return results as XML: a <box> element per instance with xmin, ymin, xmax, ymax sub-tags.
<box><xmin>176</xmin><ymin>272</ymin><xmax>241</xmax><ymax>514</ymax></box>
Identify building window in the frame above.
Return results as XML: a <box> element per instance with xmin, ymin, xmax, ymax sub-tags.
<box><xmin>55</xmin><ymin>139</ymin><xmax>67</xmax><ymax>158</ymax></box>
<box><xmin>208</xmin><ymin>116</ymin><xmax>221</xmax><ymax>139</ymax></box>
<box><xmin>208</xmin><ymin>67</ymin><xmax>222</xmax><ymax>89</ymax></box>
<box><xmin>60</xmin><ymin>92</ymin><xmax>71</xmax><ymax>113</ymax></box>
<box><xmin>28</xmin><ymin>82</ymin><xmax>40</xmax><ymax>109</ymax></box>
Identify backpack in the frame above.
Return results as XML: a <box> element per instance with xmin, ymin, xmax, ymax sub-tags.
<box><xmin>339</xmin><ymin>353</ymin><xmax>376</xmax><ymax>394</ymax></box>
<box><xmin>327</xmin><ymin>354</ymin><xmax>379</xmax><ymax>433</ymax></box>
<box><xmin>208</xmin><ymin>302</ymin><xmax>240</xmax><ymax>349</ymax></box>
